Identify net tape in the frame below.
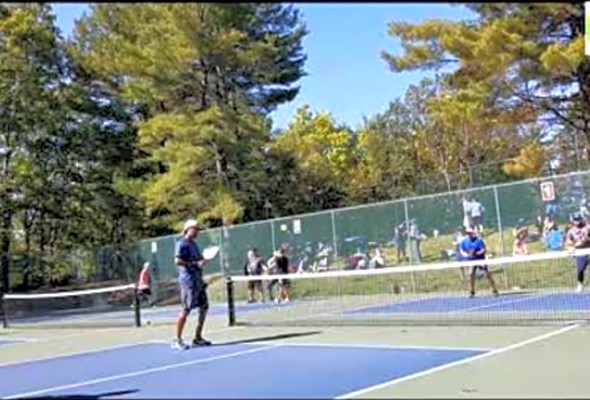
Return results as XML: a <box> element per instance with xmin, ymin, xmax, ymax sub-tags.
<box><xmin>229</xmin><ymin>248</ymin><xmax>590</xmax><ymax>283</ymax></box>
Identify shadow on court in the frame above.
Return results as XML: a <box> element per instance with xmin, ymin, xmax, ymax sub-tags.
<box><xmin>214</xmin><ymin>330</ymin><xmax>322</xmax><ymax>346</ymax></box>
<box><xmin>26</xmin><ymin>389</ymin><xmax>139</xmax><ymax>399</ymax></box>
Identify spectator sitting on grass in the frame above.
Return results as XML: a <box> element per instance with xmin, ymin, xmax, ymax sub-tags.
<box><xmin>543</xmin><ymin>215</ymin><xmax>556</xmax><ymax>239</ymax></box>
<box><xmin>545</xmin><ymin>224</ymin><xmax>564</xmax><ymax>251</ymax></box>
<box><xmin>513</xmin><ymin>228</ymin><xmax>528</xmax><ymax>256</ymax></box>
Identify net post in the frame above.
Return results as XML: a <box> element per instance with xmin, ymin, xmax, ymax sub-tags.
<box><xmin>226</xmin><ymin>277</ymin><xmax>236</xmax><ymax>326</ymax></box>
<box><xmin>1</xmin><ymin>292</ymin><xmax>7</xmax><ymax>329</ymax></box>
<box><xmin>133</xmin><ymin>288</ymin><xmax>142</xmax><ymax>327</ymax></box>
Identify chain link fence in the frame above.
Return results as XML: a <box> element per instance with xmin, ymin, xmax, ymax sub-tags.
<box><xmin>86</xmin><ymin>170</ymin><xmax>589</xmax><ymax>297</ymax></box>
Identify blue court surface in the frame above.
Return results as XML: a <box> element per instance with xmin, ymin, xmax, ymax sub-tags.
<box><xmin>7</xmin><ymin>300</ymin><xmax>290</xmax><ymax>325</ymax></box>
<box><xmin>346</xmin><ymin>292</ymin><xmax>590</xmax><ymax>315</ymax></box>
<box><xmin>0</xmin><ymin>341</ymin><xmax>486</xmax><ymax>398</ymax></box>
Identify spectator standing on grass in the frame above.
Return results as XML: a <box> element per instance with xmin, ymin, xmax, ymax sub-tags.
<box><xmin>461</xmin><ymin>196</ymin><xmax>473</xmax><ymax>229</ymax></box>
<box><xmin>408</xmin><ymin>220</ymin><xmax>422</xmax><ymax>263</ymax></box>
<box><xmin>135</xmin><ymin>261</ymin><xmax>152</xmax><ymax>305</ymax></box>
<box><xmin>460</xmin><ymin>227</ymin><xmax>499</xmax><ymax>298</ymax></box>
<box><xmin>269</xmin><ymin>245</ymin><xmax>290</xmax><ymax>303</ymax></box>
<box><xmin>392</xmin><ymin>223</ymin><xmax>407</xmax><ymax>263</ymax></box>
<box><xmin>243</xmin><ymin>248</ymin><xmax>266</xmax><ymax>303</ymax></box>
<box><xmin>172</xmin><ymin>219</ymin><xmax>211</xmax><ymax>350</ymax></box>
<box><xmin>470</xmin><ymin>199</ymin><xmax>485</xmax><ymax>234</ymax></box>
<box><xmin>565</xmin><ymin>214</ymin><xmax>590</xmax><ymax>293</ymax></box>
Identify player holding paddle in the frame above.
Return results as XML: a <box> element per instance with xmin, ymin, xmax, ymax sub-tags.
<box><xmin>565</xmin><ymin>214</ymin><xmax>590</xmax><ymax>293</ymax></box>
<box><xmin>459</xmin><ymin>227</ymin><xmax>499</xmax><ymax>298</ymax></box>
<box><xmin>172</xmin><ymin>219</ymin><xmax>217</xmax><ymax>350</ymax></box>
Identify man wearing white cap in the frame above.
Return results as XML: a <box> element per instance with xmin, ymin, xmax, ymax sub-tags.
<box><xmin>459</xmin><ymin>226</ymin><xmax>499</xmax><ymax>298</ymax></box>
<box><xmin>172</xmin><ymin>219</ymin><xmax>211</xmax><ymax>350</ymax></box>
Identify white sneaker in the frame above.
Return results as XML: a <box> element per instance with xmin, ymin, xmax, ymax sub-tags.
<box><xmin>274</xmin><ymin>298</ymin><xmax>281</xmax><ymax>304</ymax></box>
<box><xmin>283</xmin><ymin>298</ymin><xmax>290</xmax><ymax>303</ymax></box>
<box><xmin>171</xmin><ymin>338</ymin><xmax>190</xmax><ymax>350</ymax></box>
<box><xmin>576</xmin><ymin>283</ymin><xmax>584</xmax><ymax>293</ymax></box>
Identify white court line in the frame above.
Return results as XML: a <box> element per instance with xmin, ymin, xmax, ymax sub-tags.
<box><xmin>0</xmin><ymin>325</ymin><xmax>245</xmax><ymax>368</ymax></box>
<box><xmin>5</xmin><ymin>343</ymin><xmax>280</xmax><ymax>399</ymax></box>
<box><xmin>336</xmin><ymin>322</ymin><xmax>583</xmax><ymax>399</ymax></box>
<box><xmin>251</xmin><ymin>341</ymin><xmax>492</xmax><ymax>352</ymax></box>
<box><xmin>449</xmin><ymin>292</ymin><xmax>552</xmax><ymax>314</ymax></box>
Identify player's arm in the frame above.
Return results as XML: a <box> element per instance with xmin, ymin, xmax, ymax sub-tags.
<box><xmin>473</xmin><ymin>240</ymin><xmax>485</xmax><ymax>257</ymax></box>
<box><xmin>564</xmin><ymin>230</ymin><xmax>576</xmax><ymax>250</ymax></box>
<box><xmin>459</xmin><ymin>241</ymin><xmax>470</xmax><ymax>258</ymax></box>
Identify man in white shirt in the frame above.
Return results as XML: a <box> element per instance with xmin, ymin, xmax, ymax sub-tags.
<box><xmin>470</xmin><ymin>199</ymin><xmax>485</xmax><ymax>233</ymax></box>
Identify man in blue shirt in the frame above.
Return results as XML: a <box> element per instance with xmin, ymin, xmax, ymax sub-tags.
<box><xmin>460</xmin><ymin>227</ymin><xmax>499</xmax><ymax>298</ymax></box>
<box><xmin>171</xmin><ymin>219</ymin><xmax>211</xmax><ymax>350</ymax></box>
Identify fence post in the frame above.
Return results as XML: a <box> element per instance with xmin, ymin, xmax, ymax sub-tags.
<box><xmin>270</xmin><ymin>220</ymin><xmax>276</xmax><ymax>254</ymax></box>
<box><xmin>403</xmin><ymin>199</ymin><xmax>416</xmax><ymax>293</ymax></box>
<box><xmin>330</xmin><ymin>210</ymin><xmax>339</xmax><ymax>269</ymax></box>
<box><xmin>493</xmin><ymin>185</ymin><xmax>509</xmax><ymax>288</ymax></box>
<box><xmin>330</xmin><ymin>210</ymin><xmax>343</xmax><ymax>301</ymax></box>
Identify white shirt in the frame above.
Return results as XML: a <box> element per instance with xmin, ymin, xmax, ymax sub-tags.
<box><xmin>470</xmin><ymin>201</ymin><xmax>485</xmax><ymax>217</ymax></box>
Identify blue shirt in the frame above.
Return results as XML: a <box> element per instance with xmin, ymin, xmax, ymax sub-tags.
<box><xmin>545</xmin><ymin>230</ymin><xmax>564</xmax><ymax>251</ymax></box>
<box><xmin>460</xmin><ymin>236</ymin><xmax>486</xmax><ymax>260</ymax></box>
<box><xmin>175</xmin><ymin>237</ymin><xmax>203</xmax><ymax>281</ymax></box>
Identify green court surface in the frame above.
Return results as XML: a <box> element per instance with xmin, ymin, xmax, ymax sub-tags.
<box><xmin>1</xmin><ymin>308</ymin><xmax>588</xmax><ymax>398</ymax></box>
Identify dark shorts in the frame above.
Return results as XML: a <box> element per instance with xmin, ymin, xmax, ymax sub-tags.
<box><xmin>576</xmin><ymin>255</ymin><xmax>590</xmax><ymax>273</ymax></box>
<box><xmin>470</xmin><ymin>262</ymin><xmax>489</xmax><ymax>275</ymax></box>
<box><xmin>472</xmin><ymin>216</ymin><xmax>483</xmax><ymax>226</ymax></box>
<box><xmin>179</xmin><ymin>278</ymin><xmax>208</xmax><ymax>313</ymax></box>
<box><xmin>248</xmin><ymin>280</ymin><xmax>262</xmax><ymax>290</ymax></box>
<box><xmin>278</xmin><ymin>278</ymin><xmax>291</xmax><ymax>287</ymax></box>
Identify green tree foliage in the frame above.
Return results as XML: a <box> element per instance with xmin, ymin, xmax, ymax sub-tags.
<box><xmin>382</xmin><ymin>3</ymin><xmax>589</xmax><ymax>169</ymax></box>
<box><xmin>0</xmin><ymin>4</ymin><xmax>144</xmax><ymax>290</ymax></box>
<box><xmin>272</xmin><ymin>106</ymin><xmax>354</xmax><ymax>211</ymax></box>
<box><xmin>74</xmin><ymin>3</ymin><xmax>307</xmax><ymax>229</ymax></box>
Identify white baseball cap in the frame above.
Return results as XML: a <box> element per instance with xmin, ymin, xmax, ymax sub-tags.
<box><xmin>465</xmin><ymin>226</ymin><xmax>476</xmax><ymax>234</ymax></box>
<box><xmin>183</xmin><ymin>219</ymin><xmax>199</xmax><ymax>233</ymax></box>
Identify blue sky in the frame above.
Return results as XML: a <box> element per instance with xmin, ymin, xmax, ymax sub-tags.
<box><xmin>52</xmin><ymin>3</ymin><xmax>472</xmax><ymax>130</ymax></box>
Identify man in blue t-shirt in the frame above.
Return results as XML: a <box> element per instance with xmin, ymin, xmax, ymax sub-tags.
<box><xmin>460</xmin><ymin>227</ymin><xmax>499</xmax><ymax>298</ymax></box>
<box><xmin>171</xmin><ymin>219</ymin><xmax>211</xmax><ymax>350</ymax></box>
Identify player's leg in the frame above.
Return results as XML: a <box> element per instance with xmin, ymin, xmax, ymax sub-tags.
<box><xmin>193</xmin><ymin>280</ymin><xmax>211</xmax><ymax>346</ymax></box>
<box><xmin>282</xmin><ymin>280</ymin><xmax>291</xmax><ymax>302</ymax></box>
<box><xmin>256</xmin><ymin>280</ymin><xmax>264</xmax><ymax>302</ymax></box>
<box><xmin>575</xmin><ymin>256</ymin><xmax>588</xmax><ymax>292</ymax></box>
<box><xmin>248</xmin><ymin>281</ymin><xmax>256</xmax><ymax>303</ymax></box>
<box><xmin>484</xmin><ymin>267</ymin><xmax>499</xmax><ymax>296</ymax></box>
<box><xmin>469</xmin><ymin>267</ymin><xmax>477</xmax><ymax>297</ymax></box>
<box><xmin>173</xmin><ymin>283</ymin><xmax>192</xmax><ymax>350</ymax></box>
<box><xmin>267</xmin><ymin>279</ymin><xmax>276</xmax><ymax>301</ymax></box>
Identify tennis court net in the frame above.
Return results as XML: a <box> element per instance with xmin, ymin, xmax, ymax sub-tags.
<box><xmin>226</xmin><ymin>248</ymin><xmax>590</xmax><ymax>327</ymax></box>
<box><xmin>1</xmin><ymin>284</ymin><xmax>142</xmax><ymax>329</ymax></box>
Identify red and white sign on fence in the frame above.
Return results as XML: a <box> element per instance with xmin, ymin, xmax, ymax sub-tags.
<box><xmin>540</xmin><ymin>181</ymin><xmax>555</xmax><ymax>202</ymax></box>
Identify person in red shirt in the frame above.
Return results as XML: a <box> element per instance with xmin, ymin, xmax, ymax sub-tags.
<box><xmin>136</xmin><ymin>262</ymin><xmax>152</xmax><ymax>304</ymax></box>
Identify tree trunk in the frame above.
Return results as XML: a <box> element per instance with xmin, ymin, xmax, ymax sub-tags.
<box><xmin>0</xmin><ymin>209</ymin><xmax>11</xmax><ymax>293</ymax></box>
